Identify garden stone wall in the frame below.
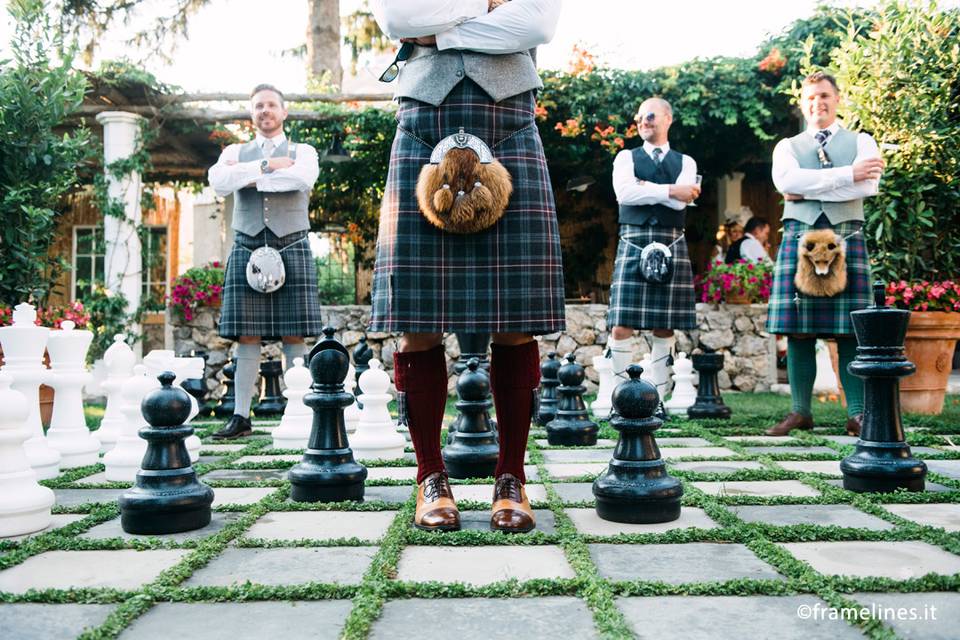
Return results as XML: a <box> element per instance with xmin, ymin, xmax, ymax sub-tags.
<box><xmin>171</xmin><ymin>303</ymin><xmax>776</xmax><ymax>400</ymax></box>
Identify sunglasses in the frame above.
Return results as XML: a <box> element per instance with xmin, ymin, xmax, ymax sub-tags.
<box><xmin>635</xmin><ymin>112</ymin><xmax>658</xmax><ymax>123</ymax></box>
<box><xmin>379</xmin><ymin>41</ymin><xmax>414</xmax><ymax>83</ymax></box>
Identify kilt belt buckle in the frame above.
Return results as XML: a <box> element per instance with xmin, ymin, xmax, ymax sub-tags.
<box><xmin>621</xmin><ymin>233</ymin><xmax>685</xmax><ymax>285</ymax></box>
<box><xmin>416</xmin><ymin>127</ymin><xmax>513</xmax><ymax>234</ymax></box>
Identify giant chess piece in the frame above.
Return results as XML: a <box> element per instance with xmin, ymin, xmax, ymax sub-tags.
<box><xmin>664</xmin><ymin>352</ymin><xmax>697</xmax><ymax>416</ymax></box>
<box><xmin>344</xmin><ymin>364</ymin><xmax>360</xmax><ymax>435</ymax></box>
<box><xmin>536</xmin><ymin>351</ymin><xmax>562</xmax><ymax>427</ymax></box>
<box><xmin>593</xmin><ymin>364</ymin><xmax>683</xmax><ymax>523</ymax></box>
<box><xmin>289</xmin><ymin>328</ymin><xmax>367</xmax><ymax>502</ymax></box>
<box><xmin>272</xmin><ymin>357</ymin><xmax>312</xmax><ymax>449</ymax></box>
<box><xmin>687</xmin><ymin>350</ymin><xmax>731</xmax><ymax>420</ymax></box>
<box><xmin>97</xmin><ymin>335</ymin><xmax>135</xmax><ymax>453</ymax></box>
<box><xmin>546</xmin><ymin>354</ymin><xmax>599</xmax><ymax>446</ymax></box>
<box><xmin>213</xmin><ymin>359</ymin><xmax>237</xmax><ymax>418</ymax></box>
<box><xmin>591</xmin><ymin>354</ymin><xmax>615</xmax><ymax>420</ymax></box>
<box><xmin>841</xmin><ymin>284</ymin><xmax>927</xmax><ymax>492</ymax></box>
<box><xmin>350</xmin><ymin>359</ymin><xmax>406</xmax><ymax>462</ymax></box>
<box><xmin>144</xmin><ymin>350</ymin><xmax>202</xmax><ymax>463</ymax></box>
<box><xmin>449</xmin><ymin>333</ymin><xmax>495</xmax><ymax>445</ymax></box>
<box><xmin>45</xmin><ymin>320</ymin><xmax>100</xmax><ymax>467</ymax></box>
<box><xmin>104</xmin><ymin>365</ymin><xmax>157</xmax><ymax>481</ymax></box>
<box><xmin>254</xmin><ymin>356</ymin><xmax>286</xmax><ymax>417</ymax></box>
<box><xmin>180</xmin><ymin>349</ymin><xmax>212</xmax><ymax>419</ymax></box>
<box><xmin>0</xmin><ymin>303</ymin><xmax>61</xmax><ymax>479</ymax></box>
<box><xmin>119</xmin><ymin>372</ymin><xmax>214</xmax><ymax>534</ymax></box>
<box><xmin>352</xmin><ymin>336</ymin><xmax>373</xmax><ymax>392</ymax></box>
<box><xmin>0</xmin><ymin>373</ymin><xmax>55</xmax><ymax>537</ymax></box>
<box><xmin>443</xmin><ymin>358</ymin><xmax>499</xmax><ymax>478</ymax></box>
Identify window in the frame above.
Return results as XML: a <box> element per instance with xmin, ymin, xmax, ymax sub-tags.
<box><xmin>72</xmin><ymin>225</ymin><xmax>168</xmax><ymax>308</ymax></box>
<box><xmin>141</xmin><ymin>226</ymin><xmax>168</xmax><ymax>310</ymax></box>
<box><xmin>72</xmin><ymin>226</ymin><xmax>105</xmax><ymax>301</ymax></box>
<box><xmin>309</xmin><ymin>230</ymin><xmax>356</xmax><ymax>305</ymax></box>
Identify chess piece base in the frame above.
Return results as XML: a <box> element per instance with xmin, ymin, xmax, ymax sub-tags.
<box><xmin>120</xmin><ymin>503</ymin><xmax>212</xmax><ymax>535</ymax></box>
<box><xmin>288</xmin><ymin>452</ymin><xmax>367</xmax><ymax>503</ymax></box>
<box><xmin>686</xmin><ymin>403</ymin><xmax>732</xmax><ymax>420</ymax></box>
<box><xmin>119</xmin><ymin>479</ymin><xmax>214</xmax><ymax>534</ymax></box>
<box><xmin>253</xmin><ymin>399</ymin><xmax>286</xmax><ymax>417</ymax></box>
<box><xmin>443</xmin><ymin>440</ymin><xmax>498</xmax><ymax>479</ymax></box>
<box><xmin>23</xmin><ymin>438</ymin><xmax>61</xmax><ymax>480</ymax></box>
<box><xmin>840</xmin><ymin>447</ymin><xmax>927</xmax><ymax>493</ymax></box>
<box><xmin>545</xmin><ymin>421</ymin><xmax>598</xmax><ymax>446</ymax></box>
<box><xmin>595</xmin><ymin>495</ymin><xmax>682</xmax><ymax>524</ymax></box>
<box><xmin>593</xmin><ymin>465</ymin><xmax>684</xmax><ymax>524</ymax></box>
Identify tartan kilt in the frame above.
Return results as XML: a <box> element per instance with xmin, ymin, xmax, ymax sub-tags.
<box><xmin>607</xmin><ymin>224</ymin><xmax>696</xmax><ymax>330</ymax></box>
<box><xmin>369</xmin><ymin>78</ymin><xmax>566</xmax><ymax>334</ymax></box>
<box><xmin>219</xmin><ymin>229</ymin><xmax>324</xmax><ymax>340</ymax></box>
<box><xmin>767</xmin><ymin>218</ymin><xmax>872</xmax><ymax>337</ymax></box>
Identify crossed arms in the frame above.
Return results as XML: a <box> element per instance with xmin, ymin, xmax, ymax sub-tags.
<box><xmin>208</xmin><ymin>143</ymin><xmax>320</xmax><ymax>197</ymax></box>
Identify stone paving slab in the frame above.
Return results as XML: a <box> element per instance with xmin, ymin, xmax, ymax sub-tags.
<box><xmin>924</xmin><ymin>460</ymin><xmax>960</xmax><ymax>479</ymax></box>
<box><xmin>199</xmin><ymin>444</ymin><xmax>247</xmax><ymax>453</ymax></box>
<box><xmin>243</xmin><ymin>510</ymin><xmax>398</xmax><ymax>542</ymax></box>
<box><xmin>53</xmin><ymin>488</ymin><xmax>125</xmax><ymax>509</ymax></box>
<box><xmin>780</xmin><ymin>541</ymin><xmax>960</xmax><ymax>579</ymax></box>
<box><xmin>881</xmin><ymin>503</ymin><xmax>960</xmax><ymax>531</ymax></box>
<box><xmin>565</xmin><ymin>507</ymin><xmax>718</xmax><ymax>536</ymax></box>
<box><xmin>0</xmin><ymin>514</ymin><xmax>87</xmax><ymax>542</ymax></box>
<box><xmin>0</xmin><ymin>603</ymin><xmax>116</xmax><ymax>640</ymax></box>
<box><xmin>183</xmin><ymin>546</ymin><xmax>378</xmax><ymax>587</ymax></box>
<box><xmin>542</xmin><ymin>449</ymin><xmax>613</xmax><ymax>463</ymax></box>
<box><xmin>660</xmin><ymin>446</ymin><xmax>738</xmax><ymax>459</ymax></box>
<box><xmin>820</xmin><ymin>435</ymin><xmax>859</xmax><ymax>446</ymax></box>
<box><xmin>825</xmin><ymin>479</ymin><xmax>955</xmax><ymax>493</ymax></box>
<box><xmin>234</xmin><ymin>454</ymin><xmax>301</xmax><ymax>464</ymax></box>
<box><xmin>728</xmin><ymin>504</ymin><xmax>895</xmax><ymax>530</ymax></box>
<box><xmin>365</xmin><ymin>466</ymin><xmax>418</xmax><ymax>481</ymax></box>
<box><xmin>71</xmin><ymin>471</ymin><xmax>116</xmax><ymax>486</ymax></box>
<box><xmin>550</xmin><ymin>482</ymin><xmax>596</xmax><ymax>504</ymax></box>
<box><xmin>370</xmin><ymin>597</ymin><xmax>599</xmax><ymax>639</ymax></box>
<box><xmin>669</xmin><ymin>460</ymin><xmax>766</xmax><ymax>473</ymax></box>
<box><xmin>775</xmin><ymin>460</ymin><xmax>842</xmax><ymax>475</ymax></box>
<box><xmin>725</xmin><ymin>435</ymin><xmax>798</xmax><ymax>443</ymax></box>
<box><xmin>536</xmin><ymin>438</ymin><xmax>616</xmax><ymax>447</ymax></box>
<box><xmin>118</xmin><ymin>601</ymin><xmax>353</xmax><ymax>640</ymax></box>
<box><xmin>395</xmin><ymin>545</ymin><xmax>575</xmax><ymax>585</ymax></box>
<box><xmin>80</xmin><ymin>512</ymin><xmax>244</xmax><ymax>542</ymax></box>
<box><xmin>451</xmin><ymin>483</ymin><xmax>549</xmax><ymax>503</ymax></box>
<box><xmin>544</xmin><ymin>463</ymin><xmax>606</xmax><ymax>479</ymax></box>
<box><xmin>655</xmin><ymin>437</ymin><xmax>713</xmax><ymax>446</ymax></box>
<box><xmin>427</xmin><ymin>509</ymin><xmax>556</xmax><ymax>534</ymax></box>
<box><xmin>0</xmin><ymin>549</ymin><xmax>189</xmax><ymax>593</ymax></box>
<box><xmin>202</xmin><ymin>468</ymin><xmax>288</xmax><ymax>482</ymax></box>
<box><xmin>743</xmin><ymin>446</ymin><xmax>838</xmax><ymax>455</ymax></box>
<box><xmin>850</xmin><ymin>591</ymin><xmax>959</xmax><ymax>640</ymax></box>
<box><xmin>616</xmin><ymin>595</ymin><xmax>866</xmax><ymax>640</ymax></box>
<box><xmin>210</xmin><ymin>487</ymin><xmax>276</xmax><ymax>507</ymax></box>
<box><xmin>590</xmin><ymin>542</ymin><xmax>784</xmax><ymax>583</ymax></box>
<box><xmin>693</xmin><ymin>480</ymin><xmax>821</xmax><ymax>498</ymax></box>
<box><xmin>355</xmin><ymin>485</ymin><xmax>415</xmax><ymax>504</ymax></box>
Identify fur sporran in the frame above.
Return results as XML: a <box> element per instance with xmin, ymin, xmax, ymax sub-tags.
<box><xmin>794</xmin><ymin>229</ymin><xmax>847</xmax><ymax>297</ymax></box>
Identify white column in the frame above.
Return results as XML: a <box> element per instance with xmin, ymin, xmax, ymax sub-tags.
<box><xmin>96</xmin><ymin>111</ymin><xmax>144</xmax><ymax>316</ymax></box>
<box><xmin>717</xmin><ymin>171</ymin><xmax>746</xmax><ymax>224</ymax></box>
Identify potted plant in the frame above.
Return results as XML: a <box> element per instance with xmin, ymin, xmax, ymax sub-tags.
<box><xmin>167</xmin><ymin>261</ymin><xmax>225</xmax><ymax>323</ymax></box>
<box><xmin>696</xmin><ymin>260</ymin><xmax>774</xmax><ymax>305</ymax></box>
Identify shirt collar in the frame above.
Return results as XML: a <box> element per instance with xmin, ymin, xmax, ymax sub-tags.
<box><xmin>255</xmin><ymin>132</ymin><xmax>286</xmax><ymax>148</ymax></box>
<box><xmin>806</xmin><ymin>121</ymin><xmax>841</xmax><ymax>138</ymax></box>
<box><xmin>745</xmin><ymin>232</ymin><xmax>758</xmax><ymax>241</ymax></box>
<box><xmin>642</xmin><ymin>140</ymin><xmax>670</xmax><ymax>157</ymax></box>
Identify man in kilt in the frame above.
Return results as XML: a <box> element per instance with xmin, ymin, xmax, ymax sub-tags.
<box><xmin>372</xmin><ymin>0</ymin><xmax>563</xmax><ymax>533</ymax></box>
<box><xmin>606</xmin><ymin>97</ymin><xmax>701</xmax><ymax>401</ymax></box>
<box><xmin>208</xmin><ymin>84</ymin><xmax>322</xmax><ymax>438</ymax></box>
<box><xmin>766</xmin><ymin>71</ymin><xmax>884</xmax><ymax>436</ymax></box>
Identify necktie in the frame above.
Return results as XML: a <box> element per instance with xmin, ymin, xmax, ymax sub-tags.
<box><xmin>262</xmin><ymin>139</ymin><xmax>275</xmax><ymax>158</ymax></box>
<box><xmin>815</xmin><ymin>129</ymin><xmax>831</xmax><ymax>147</ymax></box>
<box><xmin>652</xmin><ymin>147</ymin><xmax>663</xmax><ymax>166</ymax></box>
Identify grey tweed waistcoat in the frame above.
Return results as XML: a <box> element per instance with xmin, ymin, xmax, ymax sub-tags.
<box><xmin>232</xmin><ymin>140</ymin><xmax>310</xmax><ymax>237</ymax></box>
<box><xmin>782</xmin><ymin>127</ymin><xmax>864</xmax><ymax>226</ymax></box>
<box><xmin>395</xmin><ymin>45</ymin><xmax>542</xmax><ymax>106</ymax></box>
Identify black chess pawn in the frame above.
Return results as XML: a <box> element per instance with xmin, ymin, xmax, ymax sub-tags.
<box><xmin>545</xmin><ymin>353</ymin><xmax>599</xmax><ymax>446</ymax></box>
<box><xmin>119</xmin><ymin>371</ymin><xmax>214</xmax><ymax>534</ymax></box>
<box><xmin>213</xmin><ymin>358</ymin><xmax>236</xmax><ymax>418</ymax></box>
<box><xmin>593</xmin><ymin>364</ymin><xmax>683</xmax><ymax>523</ymax></box>
<box><xmin>841</xmin><ymin>284</ymin><xmax>926</xmax><ymax>493</ymax></box>
<box><xmin>536</xmin><ymin>351</ymin><xmax>562</xmax><ymax>427</ymax></box>
<box><xmin>289</xmin><ymin>327</ymin><xmax>367</xmax><ymax>502</ymax></box>
<box><xmin>443</xmin><ymin>358</ymin><xmax>499</xmax><ymax>478</ymax></box>
<box><xmin>254</xmin><ymin>356</ymin><xmax>286</xmax><ymax>417</ymax></box>
<box><xmin>686</xmin><ymin>349</ymin><xmax>731</xmax><ymax>419</ymax></box>
<box><xmin>179</xmin><ymin>349</ymin><xmax>211</xmax><ymax>418</ymax></box>
<box><xmin>352</xmin><ymin>336</ymin><xmax>373</xmax><ymax>391</ymax></box>
<box><xmin>448</xmin><ymin>333</ymin><xmax>495</xmax><ymax>444</ymax></box>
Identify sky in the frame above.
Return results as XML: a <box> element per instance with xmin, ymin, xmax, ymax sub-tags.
<box><xmin>2</xmin><ymin>0</ymin><xmax>958</xmax><ymax>92</ymax></box>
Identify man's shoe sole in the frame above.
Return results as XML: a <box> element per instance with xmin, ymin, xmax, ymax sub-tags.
<box><xmin>413</xmin><ymin>521</ymin><xmax>461</xmax><ymax>532</ymax></box>
<box><xmin>490</xmin><ymin>523</ymin><xmax>536</xmax><ymax>534</ymax></box>
<box><xmin>212</xmin><ymin>430</ymin><xmax>252</xmax><ymax>440</ymax></box>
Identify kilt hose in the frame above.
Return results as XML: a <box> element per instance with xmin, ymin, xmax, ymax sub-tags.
<box><xmin>369</xmin><ymin>79</ymin><xmax>566</xmax><ymax>335</ymax></box>
<box><xmin>767</xmin><ymin>218</ymin><xmax>872</xmax><ymax>337</ymax></box>
<box><xmin>219</xmin><ymin>228</ymin><xmax>324</xmax><ymax>341</ymax></box>
<box><xmin>607</xmin><ymin>224</ymin><xmax>696</xmax><ymax>331</ymax></box>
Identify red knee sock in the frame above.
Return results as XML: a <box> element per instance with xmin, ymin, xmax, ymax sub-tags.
<box><xmin>393</xmin><ymin>345</ymin><xmax>448</xmax><ymax>484</ymax></box>
<box><xmin>490</xmin><ymin>341</ymin><xmax>541</xmax><ymax>484</ymax></box>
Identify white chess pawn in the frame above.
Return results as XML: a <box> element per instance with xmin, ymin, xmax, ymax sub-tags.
<box><xmin>350</xmin><ymin>359</ymin><xmax>405</xmax><ymax>461</ymax></box>
<box><xmin>344</xmin><ymin>363</ymin><xmax>360</xmax><ymax>434</ymax></box>
<box><xmin>664</xmin><ymin>352</ymin><xmax>698</xmax><ymax>415</ymax></box>
<box><xmin>639</xmin><ymin>354</ymin><xmax>657</xmax><ymax>387</ymax></box>
<box><xmin>591</xmin><ymin>354</ymin><xmax>615</xmax><ymax>419</ymax></box>
<box><xmin>143</xmin><ymin>350</ymin><xmax>201</xmax><ymax>462</ymax></box>
<box><xmin>45</xmin><ymin>321</ymin><xmax>100</xmax><ymax>468</ymax></box>
<box><xmin>103</xmin><ymin>365</ymin><xmax>155</xmax><ymax>482</ymax></box>
<box><xmin>0</xmin><ymin>303</ymin><xmax>61</xmax><ymax>479</ymax></box>
<box><xmin>96</xmin><ymin>335</ymin><xmax>135</xmax><ymax>453</ymax></box>
<box><xmin>0</xmin><ymin>373</ymin><xmax>55</xmax><ymax>537</ymax></box>
<box><xmin>272</xmin><ymin>357</ymin><xmax>312</xmax><ymax>449</ymax></box>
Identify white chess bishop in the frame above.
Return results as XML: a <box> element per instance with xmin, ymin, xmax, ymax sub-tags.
<box><xmin>664</xmin><ymin>352</ymin><xmax>698</xmax><ymax>415</ymax></box>
<box><xmin>591</xmin><ymin>354</ymin><xmax>615</xmax><ymax>419</ymax></box>
<box><xmin>350</xmin><ymin>359</ymin><xmax>405</xmax><ymax>461</ymax></box>
<box><xmin>0</xmin><ymin>303</ymin><xmax>61</xmax><ymax>479</ymax></box>
<box><xmin>0</xmin><ymin>373</ymin><xmax>56</xmax><ymax>537</ymax></box>
<box><xmin>45</xmin><ymin>320</ymin><xmax>100</xmax><ymax>468</ymax></box>
<box><xmin>272</xmin><ymin>357</ymin><xmax>312</xmax><ymax>449</ymax></box>
<box><xmin>103</xmin><ymin>365</ymin><xmax>156</xmax><ymax>481</ymax></box>
<box><xmin>143</xmin><ymin>350</ymin><xmax>202</xmax><ymax>462</ymax></box>
<box><xmin>96</xmin><ymin>335</ymin><xmax>135</xmax><ymax>453</ymax></box>
<box><xmin>344</xmin><ymin>363</ymin><xmax>360</xmax><ymax>435</ymax></box>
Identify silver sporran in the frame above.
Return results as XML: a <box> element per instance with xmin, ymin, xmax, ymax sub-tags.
<box><xmin>637</xmin><ymin>241</ymin><xmax>674</xmax><ymax>284</ymax></box>
<box><xmin>246</xmin><ymin>246</ymin><xmax>286</xmax><ymax>293</ymax></box>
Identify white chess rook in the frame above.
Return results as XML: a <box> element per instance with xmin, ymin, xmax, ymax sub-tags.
<box><xmin>45</xmin><ymin>321</ymin><xmax>100</xmax><ymax>468</ymax></box>
<box><xmin>272</xmin><ymin>357</ymin><xmax>312</xmax><ymax>449</ymax></box>
<box><xmin>96</xmin><ymin>334</ymin><xmax>135</xmax><ymax>453</ymax></box>
<box><xmin>103</xmin><ymin>365</ymin><xmax>156</xmax><ymax>482</ymax></box>
<box><xmin>664</xmin><ymin>352</ymin><xmax>698</xmax><ymax>415</ymax></box>
<box><xmin>0</xmin><ymin>373</ymin><xmax>55</xmax><ymax>537</ymax></box>
<box><xmin>350</xmin><ymin>359</ymin><xmax>405</xmax><ymax>461</ymax></box>
<box><xmin>591</xmin><ymin>354</ymin><xmax>615</xmax><ymax>419</ymax></box>
<box><xmin>0</xmin><ymin>303</ymin><xmax>61</xmax><ymax>479</ymax></box>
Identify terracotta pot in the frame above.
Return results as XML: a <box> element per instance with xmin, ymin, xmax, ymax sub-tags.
<box><xmin>900</xmin><ymin>311</ymin><xmax>960</xmax><ymax>415</ymax></box>
<box><xmin>724</xmin><ymin>292</ymin><xmax>751</xmax><ymax>305</ymax></box>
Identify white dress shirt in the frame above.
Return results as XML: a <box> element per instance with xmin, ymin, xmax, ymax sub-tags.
<box><xmin>771</xmin><ymin>121</ymin><xmax>880</xmax><ymax>201</ymax></box>
<box><xmin>372</xmin><ymin>0</ymin><xmax>561</xmax><ymax>54</ymax></box>
<box><xmin>739</xmin><ymin>232</ymin><xmax>773</xmax><ymax>265</ymax></box>
<box><xmin>208</xmin><ymin>132</ymin><xmax>320</xmax><ymax>196</ymax></box>
<box><xmin>612</xmin><ymin>141</ymin><xmax>697</xmax><ymax>211</ymax></box>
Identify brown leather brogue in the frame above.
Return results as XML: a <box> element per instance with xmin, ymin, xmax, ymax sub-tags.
<box><xmin>414</xmin><ymin>472</ymin><xmax>461</xmax><ymax>532</ymax></box>
<box><xmin>490</xmin><ymin>473</ymin><xmax>535</xmax><ymax>533</ymax></box>
<box><xmin>845</xmin><ymin>414</ymin><xmax>863</xmax><ymax>437</ymax></box>
<box><xmin>765</xmin><ymin>412</ymin><xmax>815</xmax><ymax>436</ymax></box>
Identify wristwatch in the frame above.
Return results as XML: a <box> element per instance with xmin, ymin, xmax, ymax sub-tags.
<box><xmin>260</xmin><ymin>159</ymin><xmax>271</xmax><ymax>174</ymax></box>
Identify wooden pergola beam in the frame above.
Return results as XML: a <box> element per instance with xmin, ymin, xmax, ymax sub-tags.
<box><xmin>74</xmin><ymin>105</ymin><xmax>349</xmax><ymax>121</ymax></box>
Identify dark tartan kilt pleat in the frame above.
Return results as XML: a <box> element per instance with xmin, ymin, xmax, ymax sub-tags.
<box><xmin>607</xmin><ymin>224</ymin><xmax>696</xmax><ymax>330</ymax></box>
<box><xmin>767</xmin><ymin>218</ymin><xmax>871</xmax><ymax>337</ymax></box>
<box><xmin>369</xmin><ymin>79</ymin><xmax>566</xmax><ymax>334</ymax></box>
<box><xmin>219</xmin><ymin>229</ymin><xmax>324</xmax><ymax>340</ymax></box>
